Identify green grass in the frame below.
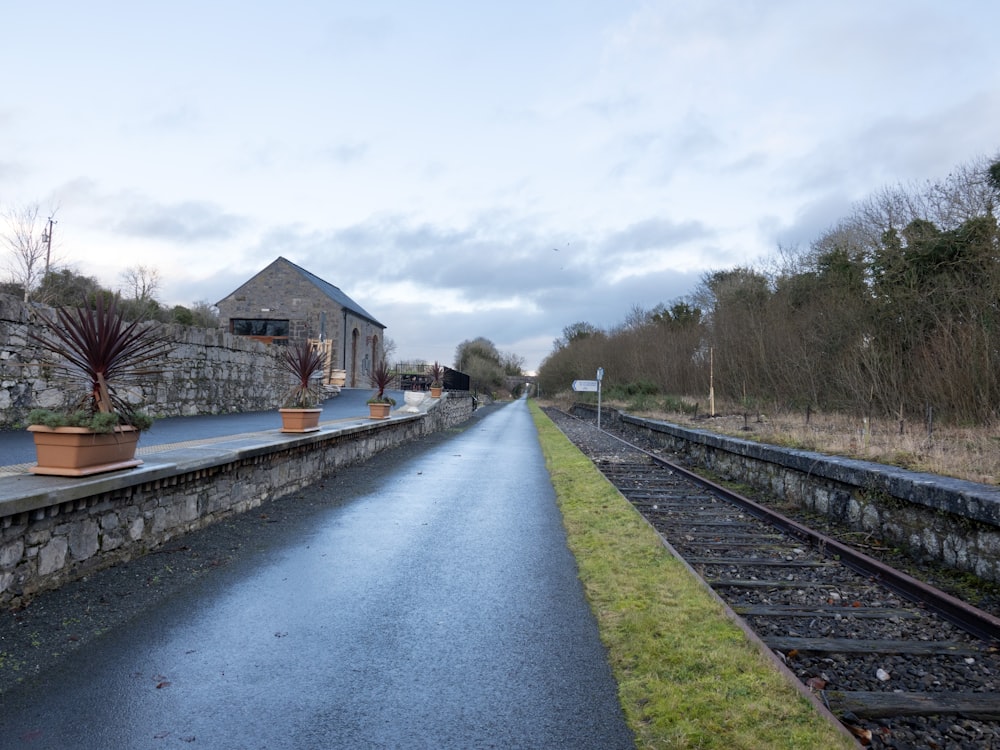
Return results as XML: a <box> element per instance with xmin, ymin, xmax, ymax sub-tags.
<box><xmin>530</xmin><ymin>402</ymin><xmax>856</xmax><ymax>750</ymax></box>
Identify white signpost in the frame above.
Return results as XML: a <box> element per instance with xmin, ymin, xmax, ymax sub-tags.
<box><xmin>596</xmin><ymin>367</ymin><xmax>604</xmax><ymax>430</ymax></box>
<box><xmin>572</xmin><ymin>367</ymin><xmax>605</xmax><ymax>430</ymax></box>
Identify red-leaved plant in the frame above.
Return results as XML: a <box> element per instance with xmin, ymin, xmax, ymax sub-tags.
<box><xmin>429</xmin><ymin>361</ymin><xmax>444</xmax><ymax>388</ymax></box>
<box><xmin>367</xmin><ymin>359</ymin><xmax>396</xmax><ymax>405</ymax></box>
<box><xmin>29</xmin><ymin>296</ymin><xmax>171</xmax><ymax>431</ymax></box>
<box><xmin>278</xmin><ymin>340</ymin><xmax>327</xmax><ymax>408</ymax></box>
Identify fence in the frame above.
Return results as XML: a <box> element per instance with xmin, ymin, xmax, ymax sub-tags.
<box><xmin>393</xmin><ymin>362</ymin><xmax>469</xmax><ymax>392</ymax></box>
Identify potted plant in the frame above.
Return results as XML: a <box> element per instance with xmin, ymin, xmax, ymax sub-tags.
<box><xmin>277</xmin><ymin>339</ymin><xmax>327</xmax><ymax>432</ymax></box>
<box><xmin>366</xmin><ymin>359</ymin><xmax>396</xmax><ymax>419</ymax></box>
<box><xmin>428</xmin><ymin>361</ymin><xmax>444</xmax><ymax>398</ymax></box>
<box><xmin>27</xmin><ymin>296</ymin><xmax>170</xmax><ymax>476</ymax></box>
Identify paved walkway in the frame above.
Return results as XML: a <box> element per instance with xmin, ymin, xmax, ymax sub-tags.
<box><xmin>0</xmin><ymin>398</ymin><xmax>635</xmax><ymax>749</ymax></box>
<box><xmin>0</xmin><ymin>388</ymin><xmax>404</xmax><ymax>473</ymax></box>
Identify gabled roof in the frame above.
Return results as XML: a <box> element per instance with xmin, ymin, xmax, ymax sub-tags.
<box><xmin>221</xmin><ymin>257</ymin><xmax>385</xmax><ymax>328</ymax></box>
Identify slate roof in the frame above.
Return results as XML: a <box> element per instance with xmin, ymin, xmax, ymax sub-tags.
<box><xmin>221</xmin><ymin>257</ymin><xmax>385</xmax><ymax>328</ymax></box>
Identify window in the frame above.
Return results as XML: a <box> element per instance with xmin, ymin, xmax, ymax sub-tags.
<box><xmin>230</xmin><ymin>318</ymin><xmax>290</xmax><ymax>343</ymax></box>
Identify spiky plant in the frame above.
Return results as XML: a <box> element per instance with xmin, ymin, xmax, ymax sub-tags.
<box><xmin>367</xmin><ymin>359</ymin><xmax>396</xmax><ymax>405</ymax></box>
<box><xmin>29</xmin><ymin>296</ymin><xmax>171</xmax><ymax>430</ymax></box>
<box><xmin>428</xmin><ymin>361</ymin><xmax>444</xmax><ymax>388</ymax></box>
<box><xmin>278</xmin><ymin>340</ymin><xmax>327</xmax><ymax>408</ymax></box>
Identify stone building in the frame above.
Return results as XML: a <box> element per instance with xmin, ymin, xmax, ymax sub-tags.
<box><xmin>216</xmin><ymin>257</ymin><xmax>386</xmax><ymax>387</ymax></box>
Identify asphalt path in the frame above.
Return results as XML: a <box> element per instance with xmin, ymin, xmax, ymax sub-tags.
<box><xmin>0</xmin><ymin>397</ymin><xmax>635</xmax><ymax>749</ymax></box>
<box><xmin>0</xmin><ymin>388</ymin><xmax>406</xmax><ymax>467</ymax></box>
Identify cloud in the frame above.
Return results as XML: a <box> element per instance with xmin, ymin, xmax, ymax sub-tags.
<box><xmin>0</xmin><ymin>160</ymin><xmax>26</xmax><ymax>184</ymax></box>
<box><xmin>321</xmin><ymin>141</ymin><xmax>370</xmax><ymax>164</ymax></box>
<box><xmin>9</xmin><ymin>1</ymin><xmax>1000</xmax><ymax>376</ymax></box>
<box><xmin>133</xmin><ymin>104</ymin><xmax>202</xmax><ymax>134</ymax></box>
<box><xmin>174</xmin><ymin>211</ymin><xmax>708</xmax><ymax>371</ymax></box>
<box><xmin>603</xmin><ymin>217</ymin><xmax>711</xmax><ymax>254</ymax></box>
<box><xmin>115</xmin><ymin>199</ymin><xmax>248</xmax><ymax>243</ymax></box>
<box><xmin>769</xmin><ymin>193</ymin><xmax>856</xmax><ymax>252</ymax></box>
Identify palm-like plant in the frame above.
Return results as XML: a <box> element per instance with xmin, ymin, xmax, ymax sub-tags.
<box><xmin>29</xmin><ymin>296</ymin><xmax>171</xmax><ymax>430</ymax></box>
<box><xmin>367</xmin><ymin>359</ymin><xmax>396</xmax><ymax>405</ymax></box>
<box><xmin>278</xmin><ymin>340</ymin><xmax>327</xmax><ymax>408</ymax></box>
<box><xmin>428</xmin><ymin>361</ymin><xmax>444</xmax><ymax>388</ymax></box>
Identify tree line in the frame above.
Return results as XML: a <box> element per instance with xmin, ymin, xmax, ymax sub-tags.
<box><xmin>453</xmin><ymin>337</ymin><xmax>525</xmax><ymax>395</ymax></box>
<box><xmin>1</xmin><ymin>203</ymin><xmax>218</xmax><ymax>326</ymax></box>
<box><xmin>538</xmin><ymin>152</ymin><xmax>1000</xmax><ymax>426</ymax></box>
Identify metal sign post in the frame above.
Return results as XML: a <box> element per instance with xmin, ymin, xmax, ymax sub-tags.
<box><xmin>572</xmin><ymin>368</ymin><xmax>605</xmax><ymax>430</ymax></box>
<box><xmin>596</xmin><ymin>367</ymin><xmax>604</xmax><ymax>431</ymax></box>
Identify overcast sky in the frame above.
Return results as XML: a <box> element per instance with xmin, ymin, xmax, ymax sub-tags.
<box><xmin>3</xmin><ymin>2</ymin><xmax>999</xmax><ymax>373</ymax></box>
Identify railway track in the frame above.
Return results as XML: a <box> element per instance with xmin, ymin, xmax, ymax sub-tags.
<box><xmin>546</xmin><ymin>408</ymin><xmax>1000</xmax><ymax>749</ymax></box>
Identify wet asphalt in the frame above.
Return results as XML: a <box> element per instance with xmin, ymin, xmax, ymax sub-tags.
<box><xmin>0</xmin><ymin>397</ymin><xmax>635</xmax><ymax>749</ymax></box>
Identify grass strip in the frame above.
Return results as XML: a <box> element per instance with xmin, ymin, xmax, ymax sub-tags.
<box><xmin>530</xmin><ymin>402</ymin><xmax>857</xmax><ymax>750</ymax></box>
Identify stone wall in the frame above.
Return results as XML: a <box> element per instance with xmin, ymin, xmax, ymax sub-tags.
<box><xmin>0</xmin><ymin>294</ymin><xmax>289</xmax><ymax>428</ymax></box>
<box><xmin>0</xmin><ymin>394</ymin><xmax>476</xmax><ymax>606</ymax></box>
<box><xmin>573</xmin><ymin>405</ymin><xmax>1000</xmax><ymax>583</ymax></box>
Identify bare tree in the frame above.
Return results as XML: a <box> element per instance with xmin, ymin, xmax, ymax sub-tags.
<box><xmin>501</xmin><ymin>351</ymin><xmax>525</xmax><ymax>376</ymax></box>
<box><xmin>120</xmin><ymin>265</ymin><xmax>162</xmax><ymax>302</ymax></box>
<box><xmin>1</xmin><ymin>203</ymin><xmax>55</xmax><ymax>302</ymax></box>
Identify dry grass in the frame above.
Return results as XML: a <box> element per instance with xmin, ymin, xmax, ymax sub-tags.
<box><xmin>559</xmin><ymin>394</ymin><xmax>1000</xmax><ymax>486</ymax></box>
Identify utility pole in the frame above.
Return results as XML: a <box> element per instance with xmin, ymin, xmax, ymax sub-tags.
<box><xmin>709</xmin><ymin>347</ymin><xmax>716</xmax><ymax>417</ymax></box>
<box><xmin>42</xmin><ymin>216</ymin><xmax>56</xmax><ymax>276</ymax></box>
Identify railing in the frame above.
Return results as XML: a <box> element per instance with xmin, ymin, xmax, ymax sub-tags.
<box><xmin>393</xmin><ymin>362</ymin><xmax>470</xmax><ymax>392</ymax></box>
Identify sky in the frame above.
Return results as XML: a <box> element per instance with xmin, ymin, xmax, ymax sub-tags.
<box><xmin>3</xmin><ymin>1</ymin><xmax>999</xmax><ymax>374</ymax></box>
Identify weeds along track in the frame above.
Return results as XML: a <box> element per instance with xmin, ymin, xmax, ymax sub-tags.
<box><xmin>545</xmin><ymin>407</ymin><xmax>1000</xmax><ymax>749</ymax></box>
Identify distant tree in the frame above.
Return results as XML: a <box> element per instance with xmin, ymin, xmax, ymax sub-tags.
<box><xmin>187</xmin><ymin>301</ymin><xmax>221</xmax><ymax>327</ymax></box>
<box><xmin>697</xmin><ymin>267</ymin><xmax>774</xmax><ymax>402</ymax></box>
<box><xmin>454</xmin><ymin>337</ymin><xmax>523</xmax><ymax>393</ymax></box>
<box><xmin>988</xmin><ymin>159</ymin><xmax>1000</xmax><ymax>194</ymax></box>
<box><xmin>555</xmin><ymin>321</ymin><xmax>602</xmax><ymax>349</ymax></box>
<box><xmin>650</xmin><ymin>301</ymin><xmax>701</xmax><ymax>327</ymax></box>
<box><xmin>1</xmin><ymin>203</ymin><xmax>55</xmax><ymax>302</ymax></box>
<box><xmin>117</xmin><ymin>296</ymin><xmax>163</xmax><ymax>322</ymax></box>
<box><xmin>120</xmin><ymin>265</ymin><xmax>161</xmax><ymax>303</ymax></box>
<box><xmin>380</xmin><ymin>336</ymin><xmax>397</xmax><ymax>363</ymax></box>
<box><xmin>35</xmin><ymin>268</ymin><xmax>104</xmax><ymax>307</ymax></box>
<box><xmin>620</xmin><ymin>304</ymin><xmax>651</xmax><ymax>331</ymax></box>
<box><xmin>501</xmin><ymin>351</ymin><xmax>525</xmax><ymax>376</ymax></box>
<box><xmin>171</xmin><ymin>305</ymin><xmax>195</xmax><ymax>326</ymax></box>
<box><xmin>454</xmin><ymin>337</ymin><xmax>501</xmax><ymax>371</ymax></box>
<box><xmin>537</xmin><ymin>322</ymin><xmax>609</xmax><ymax>396</ymax></box>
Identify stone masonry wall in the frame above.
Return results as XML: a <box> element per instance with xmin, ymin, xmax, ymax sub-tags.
<box><xmin>0</xmin><ymin>394</ymin><xmax>476</xmax><ymax>607</ymax></box>
<box><xmin>572</xmin><ymin>404</ymin><xmax>1000</xmax><ymax>584</ymax></box>
<box><xmin>0</xmin><ymin>293</ymin><xmax>288</xmax><ymax>428</ymax></box>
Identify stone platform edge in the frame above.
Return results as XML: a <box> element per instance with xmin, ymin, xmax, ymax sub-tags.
<box><xmin>573</xmin><ymin>404</ymin><xmax>1000</xmax><ymax>584</ymax></box>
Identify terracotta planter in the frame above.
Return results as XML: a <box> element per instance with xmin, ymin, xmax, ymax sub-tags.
<box><xmin>279</xmin><ymin>408</ymin><xmax>322</xmax><ymax>433</ymax></box>
<box><xmin>430</xmin><ymin>386</ymin><xmax>443</xmax><ymax>398</ymax></box>
<box><xmin>28</xmin><ymin>425</ymin><xmax>142</xmax><ymax>477</ymax></box>
<box><xmin>368</xmin><ymin>402</ymin><xmax>391</xmax><ymax>420</ymax></box>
